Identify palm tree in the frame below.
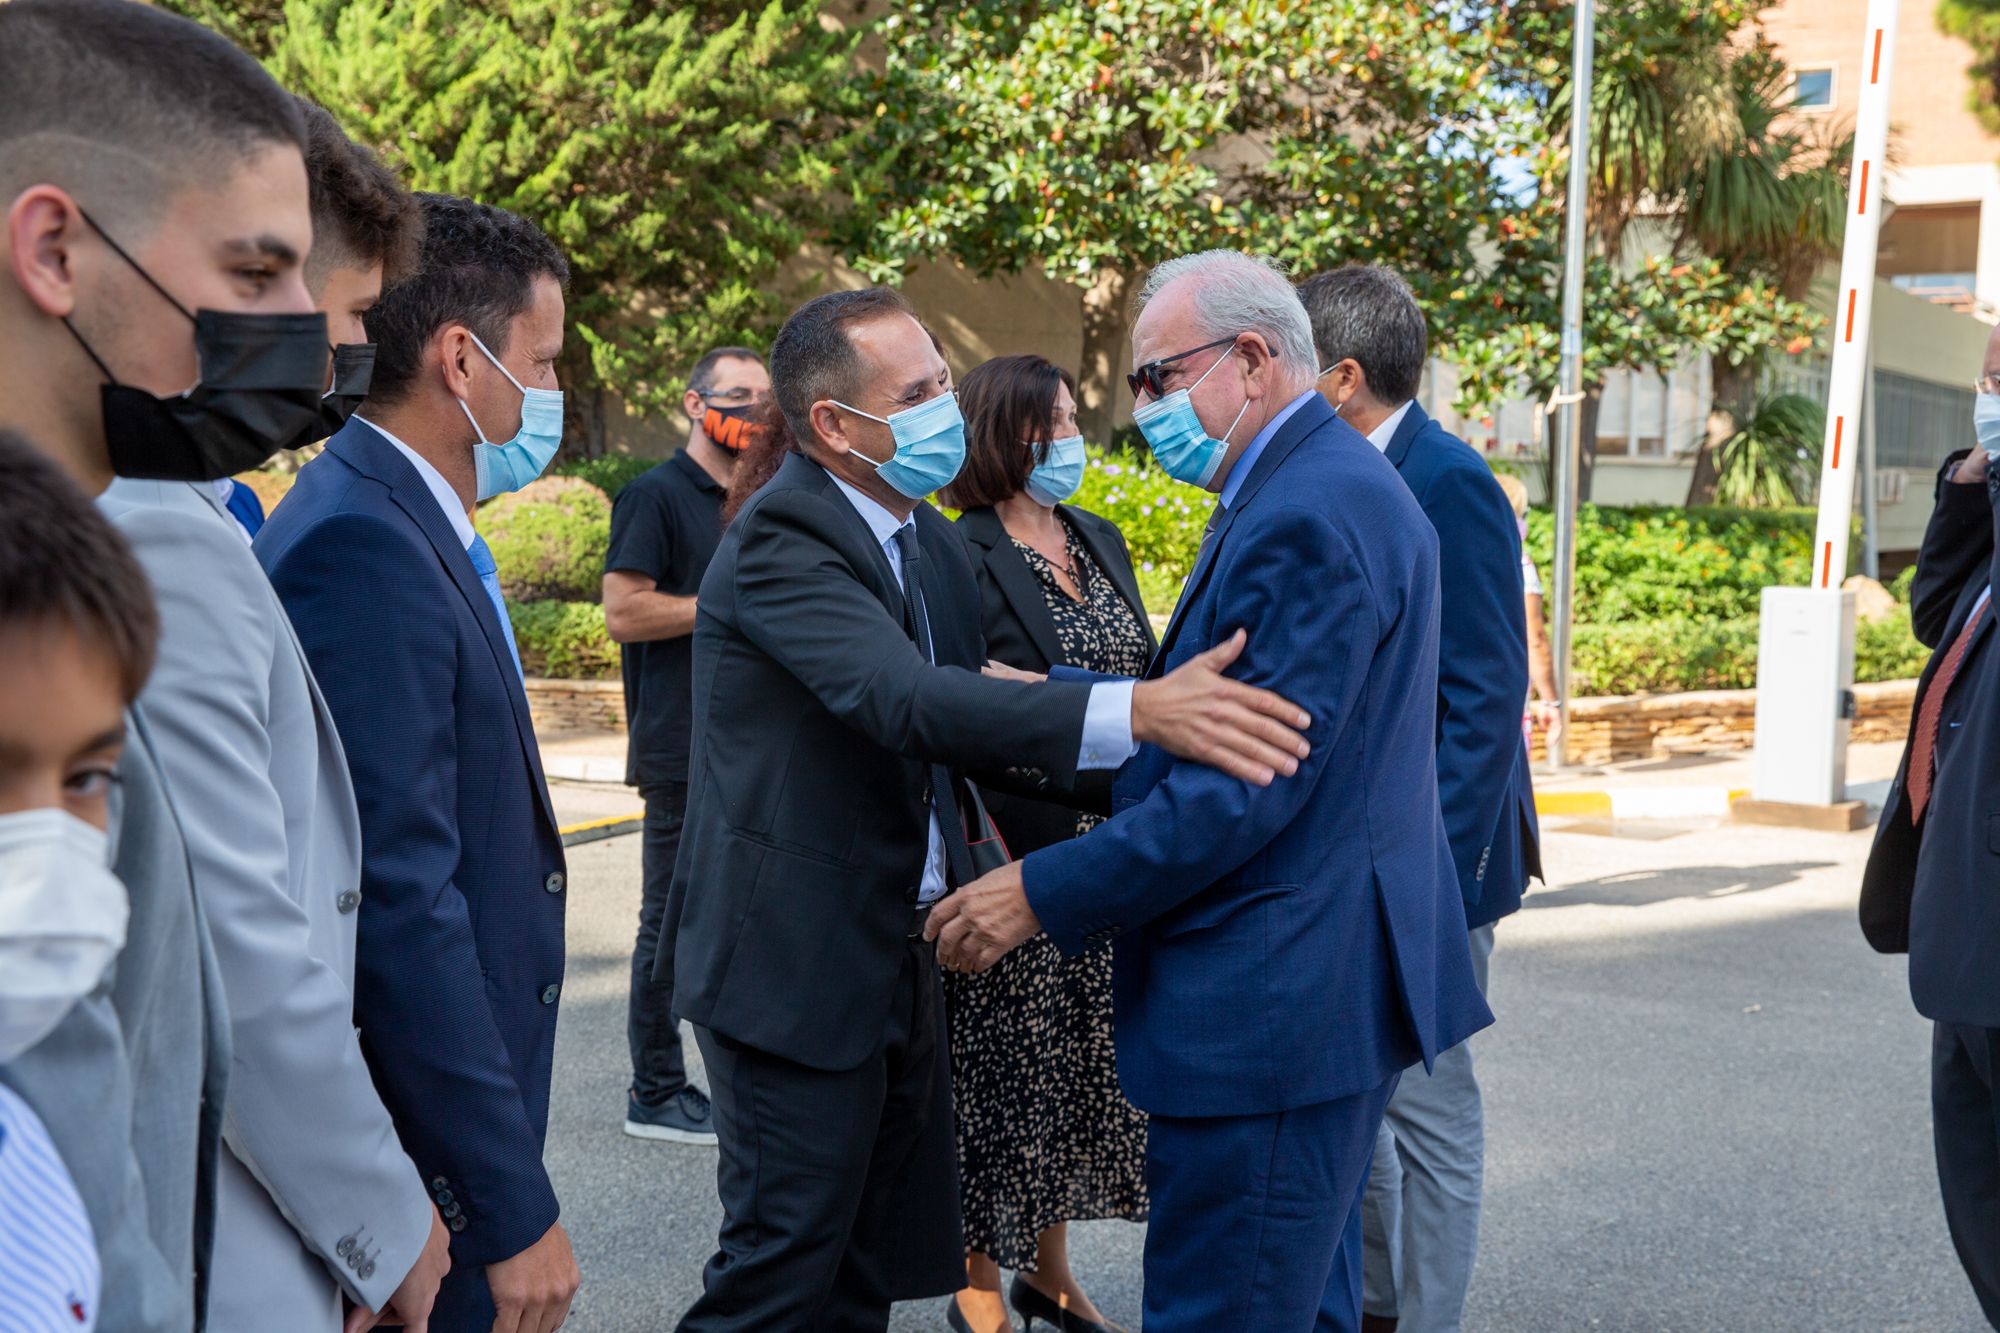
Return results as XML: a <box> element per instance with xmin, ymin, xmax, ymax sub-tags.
<box><xmin>1543</xmin><ymin>4</ymin><xmax>1850</xmax><ymax>503</ymax></box>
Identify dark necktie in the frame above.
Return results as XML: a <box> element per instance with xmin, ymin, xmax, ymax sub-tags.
<box><xmin>1908</xmin><ymin>590</ymin><xmax>1990</xmax><ymax>826</ymax></box>
<box><xmin>1195</xmin><ymin>503</ymin><xmax>1224</xmax><ymax>566</ymax></box>
<box><xmin>891</xmin><ymin>525</ymin><xmax>977</xmax><ymax>886</ymax></box>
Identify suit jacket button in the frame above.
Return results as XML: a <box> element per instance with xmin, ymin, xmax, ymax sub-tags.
<box><xmin>431</xmin><ymin>1177</ymin><xmax>448</xmax><ymax>1192</ymax></box>
<box><xmin>359</xmin><ymin>1259</ymin><xmax>375</xmax><ymax>1280</ymax></box>
<box><xmin>540</xmin><ymin>984</ymin><xmax>561</xmax><ymax>1005</ymax></box>
<box><xmin>449</xmin><ymin>1215</ymin><xmax>467</xmax><ymax>1233</ymax></box>
<box><xmin>544</xmin><ymin>871</ymin><xmax>565</xmax><ymax>894</ymax></box>
<box><xmin>336</xmin><ymin>890</ymin><xmax>361</xmax><ymax>913</ymax></box>
<box><xmin>441</xmin><ymin>1201</ymin><xmax>460</xmax><ymax>1219</ymax></box>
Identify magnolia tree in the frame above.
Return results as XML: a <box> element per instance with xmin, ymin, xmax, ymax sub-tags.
<box><xmin>844</xmin><ymin>0</ymin><xmax>1529</xmax><ymax>443</ymax></box>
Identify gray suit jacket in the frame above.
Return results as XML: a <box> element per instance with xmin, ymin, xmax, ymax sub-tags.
<box><xmin>102</xmin><ymin>479</ymin><xmax>432</xmax><ymax>1325</ymax></box>
<box><xmin>0</xmin><ymin>708</ymin><xmax>228</xmax><ymax>1332</ymax></box>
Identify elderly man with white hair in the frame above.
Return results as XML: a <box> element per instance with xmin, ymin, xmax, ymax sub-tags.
<box><xmin>929</xmin><ymin>250</ymin><xmax>1493</xmax><ymax>1332</ymax></box>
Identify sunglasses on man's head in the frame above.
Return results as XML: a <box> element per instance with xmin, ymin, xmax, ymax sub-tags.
<box><xmin>1127</xmin><ymin>335</ymin><xmax>1241</xmax><ymax>401</ymax></box>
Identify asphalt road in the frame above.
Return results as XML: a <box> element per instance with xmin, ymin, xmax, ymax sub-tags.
<box><xmin>541</xmin><ymin>780</ymin><xmax>1988</xmax><ymax>1331</ymax></box>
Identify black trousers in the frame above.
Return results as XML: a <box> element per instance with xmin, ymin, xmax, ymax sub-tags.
<box><xmin>1935</xmin><ymin>1022</ymin><xmax>2000</xmax><ymax>1328</ymax></box>
<box><xmin>677</xmin><ymin>938</ymin><xmax>962</xmax><ymax>1332</ymax></box>
<box><xmin>628</xmin><ymin>782</ymin><xmax>690</xmax><ymax>1105</ymax></box>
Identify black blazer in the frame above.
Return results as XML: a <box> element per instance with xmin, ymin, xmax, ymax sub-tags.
<box><xmin>1860</xmin><ymin>449</ymin><xmax>2000</xmax><ymax>1026</ymax></box>
<box><xmin>659</xmin><ymin>451</ymin><xmax>1094</xmax><ymax>1070</ymax></box>
<box><xmin>955</xmin><ymin>503</ymin><xmax>1157</xmax><ymax>857</ymax></box>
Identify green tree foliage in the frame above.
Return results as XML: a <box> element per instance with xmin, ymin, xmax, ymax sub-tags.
<box><xmin>169</xmin><ymin>0</ymin><xmax>861</xmax><ymax>453</ymax></box>
<box><xmin>843</xmin><ymin>0</ymin><xmax>1532</xmax><ymax>442</ymax></box>
<box><xmin>1445</xmin><ymin>0</ymin><xmax>1841</xmax><ymax>502</ymax></box>
<box><xmin>1939</xmin><ymin>0</ymin><xmax>2000</xmax><ymax>135</ymax></box>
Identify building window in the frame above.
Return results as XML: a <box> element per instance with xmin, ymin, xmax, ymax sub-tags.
<box><xmin>1794</xmin><ymin>66</ymin><xmax>1835</xmax><ymax>111</ymax></box>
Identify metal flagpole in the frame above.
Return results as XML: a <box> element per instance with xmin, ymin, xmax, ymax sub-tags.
<box><xmin>1548</xmin><ymin>0</ymin><xmax>1595</xmax><ymax>769</ymax></box>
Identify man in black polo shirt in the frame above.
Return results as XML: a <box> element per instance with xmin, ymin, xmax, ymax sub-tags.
<box><xmin>604</xmin><ymin>346</ymin><xmax>769</xmax><ymax>1144</ymax></box>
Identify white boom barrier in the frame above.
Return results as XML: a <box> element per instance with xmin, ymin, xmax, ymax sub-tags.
<box><xmin>1811</xmin><ymin>0</ymin><xmax>1899</xmax><ymax>588</ymax></box>
<box><xmin>1748</xmin><ymin>0</ymin><xmax>1898</xmax><ymax>815</ymax></box>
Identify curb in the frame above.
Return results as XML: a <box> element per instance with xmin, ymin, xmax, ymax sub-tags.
<box><xmin>543</xmin><ymin>754</ymin><xmax>628</xmax><ymax>784</ymax></box>
<box><xmin>1535</xmin><ymin>787</ymin><xmax>1748</xmax><ymax>819</ymax></box>
<box><xmin>558</xmin><ymin>812</ymin><xmax>644</xmax><ymax>848</ymax></box>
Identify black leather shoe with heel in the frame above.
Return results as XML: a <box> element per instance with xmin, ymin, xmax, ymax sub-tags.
<box><xmin>1008</xmin><ymin>1274</ymin><xmax>1122</xmax><ymax>1333</ymax></box>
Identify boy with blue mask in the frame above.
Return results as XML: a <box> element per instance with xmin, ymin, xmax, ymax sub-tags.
<box><xmin>256</xmin><ymin>195</ymin><xmax>581</xmax><ymax>1333</ymax></box>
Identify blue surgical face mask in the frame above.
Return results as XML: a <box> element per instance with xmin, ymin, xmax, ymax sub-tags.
<box><xmin>458</xmin><ymin>330</ymin><xmax>564</xmax><ymax>501</ymax></box>
<box><xmin>1132</xmin><ymin>343</ymin><xmax>1249</xmax><ymax>489</ymax></box>
<box><xmin>1024</xmin><ymin>433</ymin><xmax>1087</xmax><ymax>507</ymax></box>
<box><xmin>1977</xmin><ymin>393</ymin><xmax>2000</xmax><ymax>453</ymax></box>
<box><xmin>834</xmin><ymin>390</ymin><xmax>967</xmax><ymax>500</ymax></box>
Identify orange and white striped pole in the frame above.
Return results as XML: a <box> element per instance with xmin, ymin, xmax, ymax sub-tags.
<box><xmin>1811</xmin><ymin>0</ymin><xmax>1899</xmax><ymax>588</ymax></box>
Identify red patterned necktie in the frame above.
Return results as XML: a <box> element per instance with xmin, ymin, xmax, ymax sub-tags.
<box><xmin>1908</xmin><ymin>591</ymin><xmax>1991</xmax><ymax>825</ymax></box>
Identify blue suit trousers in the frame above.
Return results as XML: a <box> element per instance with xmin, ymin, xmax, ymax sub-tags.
<box><xmin>1143</xmin><ymin>1072</ymin><xmax>1399</xmax><ymax>1332</ymax></box>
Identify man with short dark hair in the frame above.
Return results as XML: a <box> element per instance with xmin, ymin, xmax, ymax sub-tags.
<box><xmin>258</xmin><ymin>193</ymin><xmax>581</xmax><ymax>1333</ymax></box>
<box><xmin>1297</xmin><ymin>263</ymin><xmax>1541</xmax><ymax>1333</ymax></box>
<box><xmin>214</xmin><ymin>99</ymin><xmax>428</xmax><ymax>541</ymax></box>
<box><xmin>97</xmin><ymin>94</ymin><xmax>451</xmax><ymax>1330</ymax></box>
<box><xmin>666</xmin><ymin>285</ymin><xmax>1316</xmax><ymax>1329</ymax></box>
<box><xmin>0</xmin><ymin>3</ymin><xmax>324</xmax><ymax>1327</ymax></box>
<box><xmin>605</xmin><ymin>345</ymin><xmax>770</xmax><ymax>1147</ymax></box>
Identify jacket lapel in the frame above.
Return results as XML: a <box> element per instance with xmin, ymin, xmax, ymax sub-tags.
<box><xmin>1382</xmin><ymin>400</ymin><xmax>1430</xmax><ymax>471</ymax></box>
<box><xmin>329</xmin><ymin>421</ymin><xmax>558</xmax><ymax>835</ymax></box>
<box><xmin>1152</xmin><ymin>395</ymin><xmax>1339</xmax><ymax>666</ymax></box>
<box><xmin>1066</xmin><ymin>508</ymin><xmax>1157</xmax><ymax>655</ymax></box>
<box><xmin>791</xmin><ymin>452</ymin><xmax>918</xmax><ymax>638</ymax></box>
<box><xmin>958</xmin><ymin>507</ymin><xmax>1064</xmax><ymax>667</ymax></box>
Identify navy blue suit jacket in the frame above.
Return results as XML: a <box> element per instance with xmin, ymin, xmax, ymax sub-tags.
<box><xmin>1383</xmin><ymin>404</ymin><xmax>1541</xmax><ymax>928</ymax></box>
<box><xmin>1861</xmin><ymin>450</ymin><xmax>2000</xmax><ymax>1026</ymax></box>
<box><xmin>1022</xmin><ymin>394</ymin><xmax>1494</xmax><ymax>1119</ymax></box>
<box><xmin>255</xmin><ymin>419</ymin><xmax>567</xmax><ymax>1294</ymax></box>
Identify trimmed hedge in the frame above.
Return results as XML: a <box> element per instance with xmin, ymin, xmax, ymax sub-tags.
<box><xmin>480</xmin><ymin>476</ymin><xmax>612</xmax><ymax>603</ymax></box>
<box><xmin>492</xmin><ymin>445</ymin><xmax>1928</xmax><ymax>697</ymax></box>
<box><xmin>554</xmin><ymin>454</ymin><xmax>657</xmax><ymax>500</ymax></box>
<box><xmin>507</xmin><ymin>599</ymin><xmax>618</xmax><ymax>679</ymax></box>
<box><xmin>1570</xmin><ymin>606</ymin><xmax>1928</xmax><ymax>696</ymax></box>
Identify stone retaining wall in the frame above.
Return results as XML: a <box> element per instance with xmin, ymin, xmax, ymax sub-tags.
<box><xmin>1533</xmin><ymin>679</ymin><xmax>1918</xmax><ymax>764</ymax></box>
<box><xmin>528</xmin><ymin>675</ymin><xmax>1920</xmax><ymax>766</ymax></box>
<box><xmin>525</xmin><ymin>677</ymin><xmax>626</xmax><ymax>736</ymax></box>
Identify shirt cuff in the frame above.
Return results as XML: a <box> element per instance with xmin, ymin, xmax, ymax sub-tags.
<box><xmin>1079</xmin><ymin>680</ymin><xmax>1140</xmax><ymax>771</ymax></box>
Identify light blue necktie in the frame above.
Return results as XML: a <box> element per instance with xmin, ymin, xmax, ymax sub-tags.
<box><xmin>466</xmin><ymin>533</ymin><xmax>525</xmax><ymax>683</ymax></box>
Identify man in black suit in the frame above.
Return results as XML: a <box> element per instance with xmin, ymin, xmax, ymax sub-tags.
<box><xmin>662</xmin><ymin>285</ymin><xmax>1313</xmax><ymax>1330</ymax></box>
<box><xmin>1861</xmin><ymin>330</ymin><xmax>2000</xmax><ymax>1326</ymax></box>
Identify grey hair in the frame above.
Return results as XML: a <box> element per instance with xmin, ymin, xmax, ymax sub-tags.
<box><xmin>1294</xmin><ymin>265</ymin><xmax>1428</xmax><ymax>406</ymax></box>
<box><xmin>1137</xmin><ymin>251</ymin><xmax>1317</xmax><ymax>393</ymax></box>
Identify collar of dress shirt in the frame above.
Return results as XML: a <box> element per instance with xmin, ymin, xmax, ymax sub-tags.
<box><xmin>355</xmin><ymin>414</ymin><xmax>477</xmax><ymax>549</ymax></box>
<box><xmin>1365</xmin><ymin>399</ymin><xmax>1415</xmax><ymax>455</ymax></box>
<box><xmin>829</xmin><ymin>471</ymin><xmax>912</xmax><ymax>563</ymax></box>
<box><xmin>1217</xmin><ymin>389</ymin><xmax>1317</xmax><ymax>510</ymax></box>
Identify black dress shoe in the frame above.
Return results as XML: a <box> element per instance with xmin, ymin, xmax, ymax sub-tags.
<box><xmin>1008</xmin><ymin>1275</ymin><xmax>1121</xmax><ymax>1333</ymax></box>
<box><xmin>944</xmin><ymin>1295</ymin><xmax>1015</xmax><ymax>1332</ymax></box>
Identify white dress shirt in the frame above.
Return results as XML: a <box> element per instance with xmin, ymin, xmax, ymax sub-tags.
<box><xmin>354</xmin><ymin>415</ymin><xmax>476</xmax><ymax>549</ymax></box>
<box><xmin>1365</xmin><ymin>400</ymin><xmax>1415</xmax><ymax>454</ymax></box>
<box><xmin>828</xmin><ymin>476</ymin><xmax>1134</xmax><ymax>904</ymax></box>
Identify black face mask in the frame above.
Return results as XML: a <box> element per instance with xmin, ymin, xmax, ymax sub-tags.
<box><xmin>64</xmin><ymin>210</ymin><xmax>331</xmax><ymax>482</ymax></box>
<box><xmin>317</xmin><ymin>342</ymin><xmax>376</xmax><ymax>439</ymax></box>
